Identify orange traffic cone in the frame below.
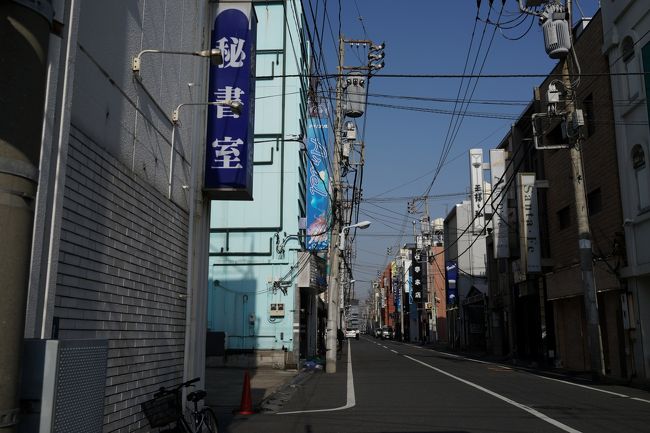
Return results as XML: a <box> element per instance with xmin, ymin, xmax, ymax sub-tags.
<box><xmin>234</xmin><ymin>371</ymin><xmax>255</xmax><ymax>415</ymax></box>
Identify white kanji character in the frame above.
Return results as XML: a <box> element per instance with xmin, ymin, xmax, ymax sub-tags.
<box><xmin>216</xmin><ymin>37</ymin><xmax>246</xmax><ymax>68</ymax></box>
<box><xmin>212</xmin><ymin>136</ymin><xmax>244</xmax><ymax>168</ymax></box>
<box><xmin>214</xmin><ymin>86</ymin><xmax>244</xmax><ymax>118</ymax></box>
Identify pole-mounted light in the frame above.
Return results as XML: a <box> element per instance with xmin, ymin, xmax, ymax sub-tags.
<box><xmin>339</xmin><ymin>220</ymin><xmax>371</xmax><ymax>250</ymax></box>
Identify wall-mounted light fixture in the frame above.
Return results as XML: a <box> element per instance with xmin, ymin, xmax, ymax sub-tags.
<box><xmin>131</xmin><ymin>48</ymin><xmax>223</xmax><ymax>74</ymax></box>
<box><xmin>168</xmin><ymin>100</ymin><xmax>242</xmax><ymax>199</ymax></box>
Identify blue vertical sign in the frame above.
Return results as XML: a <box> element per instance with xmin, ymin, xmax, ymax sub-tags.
<box><xmin>205</xmin><ymin>3</ymin><xmax>256</xmax><ymax>200</ymax></box>
<box><xmin>305</xmin><ymin>117</ymin><xmax>330</xmax><ymax>250</ymax></box>
<box><xmin>446</xmin><ymin>261</ymin><xmax>458</xmax><ymax>307</ymax></box>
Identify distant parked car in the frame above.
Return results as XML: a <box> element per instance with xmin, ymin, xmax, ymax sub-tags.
<box><xmin>345</xmin><ymin>328</ymin><xmax>360</xmax><ymax>339</ymax></box>
<box><xmin>381</xmin><ymin>326</ymin><xmax>394</xmax><ymax>340</ymax></box>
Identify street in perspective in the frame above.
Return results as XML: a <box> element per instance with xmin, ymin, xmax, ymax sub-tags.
<box><xmin>1</xmin><ymin>1</ymin><xmax>650</xmax><ymax>433</ymax></box>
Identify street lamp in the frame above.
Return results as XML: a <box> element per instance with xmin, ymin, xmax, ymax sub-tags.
<box><xmin>339</xmin><ymin>220</ymin><xmax>371</xmax><ymax>250</ymax></box>
<box><xmin>132</xmin><ymin>48</ymin><xmax>223</xmax><ymax>74</ymax></box>
<box><xmin>168</xmin><ymin>100</ymin><xmax>242</xmax><ymax>198</ymax></box>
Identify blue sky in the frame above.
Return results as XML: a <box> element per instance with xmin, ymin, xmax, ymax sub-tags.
<box><xmin>306</xmin><ymin>0</ymin><xmax>601</xmax><ymax>297</ymax></box>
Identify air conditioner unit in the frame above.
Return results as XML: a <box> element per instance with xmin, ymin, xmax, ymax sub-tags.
<box><xmin>269</xmin><ymin>303</ymin><xmax>285</xmax><ymax>318</ymax></box>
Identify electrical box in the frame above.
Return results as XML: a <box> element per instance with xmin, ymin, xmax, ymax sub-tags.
<box><xmin>344</xmin><ymin>121</ymin><xmax>357</xmax><ymax>140</ymax></box>
<box><xmin>269</xmin><ymin>303</ymin><xmax>285</xmax><ymax>318</ymax></box>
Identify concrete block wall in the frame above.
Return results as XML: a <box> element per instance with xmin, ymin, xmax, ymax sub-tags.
<box><xmin>54</xmin><ymin>126</ymin><xmax>189</xmax><ymax>432</ymax></box>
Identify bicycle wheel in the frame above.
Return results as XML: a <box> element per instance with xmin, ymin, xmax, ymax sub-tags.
<box><xmin>199</xmin><ymin>407</ymin><xmax>219</xmax><ymax>433</ymax></box>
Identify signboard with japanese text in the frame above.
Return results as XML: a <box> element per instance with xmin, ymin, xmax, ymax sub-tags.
<box><xmin>517</xmin><ymin>173</ymin><xmax>541</xmax><ymax>274</ymax></box>
<box><xmin>204</xmin><ymin>2</ymin><xmax>257</xmax><ymax>200</ymax></box>
<box><xmin>490</xmin><ymin>149</ymin><xmax>509</xmax><ymax>258</ymax></box>
<box><xmin>446</xmin><ymin>261</ymin><xmax>458</xmax><ymax>307</ymax></box>
<box><xmin>410</xmin><ymin>249</ymin><xmax>426</xmax><ymax>305</ymax></box>
<box><xmin>305</xmin><ymin>117</ymin><xmax>331</xmax><ymax>250</ymax></box>
<box><xmin>469</xmin><ymin>149</ymin><xmax>485</xmax><ymax>233</ymax></box>
<box><xmin>391</xmin><ymin>261</ymin><xmax>400</xmax><ymax>309</ymax></box>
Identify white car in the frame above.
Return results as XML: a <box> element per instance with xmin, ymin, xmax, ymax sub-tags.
<box><xmin>345</xmin><ymin>328</ymin><xmax>360</xmax><ymax>339</ymax></box>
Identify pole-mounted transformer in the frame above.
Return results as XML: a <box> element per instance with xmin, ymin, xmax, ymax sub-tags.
<box><xmin>541</xmin><ymin>3</ymin><xmax>571</xmax><ymax>59</ymax></box>
<box><xmin>344</xmin><ymin>71</ymin><xmax>367</xmax><ymax>118</ymax></box>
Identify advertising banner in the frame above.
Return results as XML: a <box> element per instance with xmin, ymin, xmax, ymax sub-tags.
<box><xmin>446</xmin><ymin>261</ymin><xmax>458</xmax><ymax>307</ymax></box>
<box><xmin>305</xmin><ymin>117</ymin><xmax>331</xmax><ymax>250</ymax></box>
<box><xmin>490</xmin><ymin>149</ymin><xmax>509</xmax><ymax>258</ymax></box>
<box><xmin>518</xmin><ymin>173</ymin><xmax>541</xmax><ymax>274</ymax></box>
<box><xmin>204</xmin><ymin>2</ymin><xmax>256</xmax><ymax>200</ymax></box>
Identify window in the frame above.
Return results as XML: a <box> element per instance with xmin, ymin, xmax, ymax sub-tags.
<box><xmin>587</xmin><ymin>188</ymin><xmax>602</xmax><ymax>216</ymax></box>
<box><xmin>558</xmin><ymin>206</ymin><xmax>571</xmax><ymax>230</ymax></box>
<box><xmin>622</xmin><ymin>36</ymin><xmax>641</xmax><ymax>99</ymax></box>
<box><xmin>632</xmin><ymin>144</ymin><xmax>650</xmax><ymax>210</ymax></box>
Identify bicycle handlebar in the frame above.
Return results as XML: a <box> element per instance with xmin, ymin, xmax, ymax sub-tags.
<box><xmin>155</xmin><ymin>377</ymin><xmax>201</xmax><ymax>397</ymax></box>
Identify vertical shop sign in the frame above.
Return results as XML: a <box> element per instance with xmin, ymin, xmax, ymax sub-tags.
<box><xmin>446</xmin><ymin>261</ymin><xmax>458</xmax><ymax>307</ymax></box>
<box><xmin>469</xmin><ymin>149</ymin><xmax>485</xmax><ymax>233</ymax></box>
<box><xmin>205</xmin><ymin>2</ymin><xmax>257</xmax><ymax>200</ymax></box>
<box><xmin>490</xmin><ymin>149</ymin><xmax>509</xmax><ymax>258</ymax></box>
<box><xmin>518</xmin><ymin>173</ymin><xmax>541</xmax><ymax>273</ymax></box>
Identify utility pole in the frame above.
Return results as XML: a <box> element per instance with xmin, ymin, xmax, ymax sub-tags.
<box><xmin>0</xmin><ymin>1</ymin><xmax>52</xmax><ymax>430</ymax></box>
<box><xmin>326</xmin><ymin>35</ymin><xmax>345</xmax><ymax>374</ymax></box>
<box><xmin>563</xmin><ymin>0</ymin><xmax>605</xmax><ymax>378</ymax></box>
<box><xmin>519</xmin><ymin>0</ymin><xmax>604</xmax><ymax>377</ymax></box>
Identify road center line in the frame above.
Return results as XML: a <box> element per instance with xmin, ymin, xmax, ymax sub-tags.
<box><xmin>390</xmin><ymin>349</ymin><xmax>398</xmax><ymax>354</ymax></box>
<box><xmin>278</xmin><ymin>339</ymin><xmax>355</xmax><ymax>415</ymax></box>
<box><xmin>404</xmin><ymin>355</ymin><xmax>582</xmax><ymax>433</ymax></box>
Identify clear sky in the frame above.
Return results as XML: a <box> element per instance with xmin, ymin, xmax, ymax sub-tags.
<box><xmin>305</xmin><ymin>0</ymin><xmax>601</xmax><ymax>299</ymax></box>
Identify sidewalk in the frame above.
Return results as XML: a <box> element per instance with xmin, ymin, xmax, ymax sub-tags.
<box><xmin>204</xmin><ymin>366</ymin><xmax>299</xmax><ymax>418</ymax></box>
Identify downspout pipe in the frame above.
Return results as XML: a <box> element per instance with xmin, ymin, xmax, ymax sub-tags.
<box><xmin>0</xmin><ymin>1</ymin><xmax>52</xmax><ymax>430</ymax></box>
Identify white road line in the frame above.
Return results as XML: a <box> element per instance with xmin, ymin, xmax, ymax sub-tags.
<box><xmin>278</xmin><ymin>340</ymin><xmax>355</xmax><ymax>415</ymax></box>
<box><xmin>382</xmin><ymin>345</ymin><xmax>388</xmax><ymax>349</ymax></box>
<box><xmin>404</xmin><ymin>355</ymin><xmax>582</xmax><ymax>433</ymax></box>
<box><xmin>390</xmin><ymin>349</ymin><xmax>398</xmax><ymax>354</ymax></box>
<box><xmin>430</xmin><ymin>349</ymin><xmax>650</xmax><ymax>404</ymax></box>
<box><xmin>631</xmin><ymin>397</ymin><xmax>650</xmax><ymax>404</ymax></box>
<box><xmin>534</xmin><ymin>373</ymin><xmax>629</xmax><ymax>397</ymax></box>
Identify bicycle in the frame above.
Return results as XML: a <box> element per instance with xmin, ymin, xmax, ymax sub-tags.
<box><xmin>141</xmin><ymin>377</ymin><xmax>219</xmax><ymax>433</ymax></box>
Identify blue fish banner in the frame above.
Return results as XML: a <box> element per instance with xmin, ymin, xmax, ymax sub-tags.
<box><xmin>305</xmin><ymin>117</ymin><xmax>331</xmax><ymax>250</ymax></box>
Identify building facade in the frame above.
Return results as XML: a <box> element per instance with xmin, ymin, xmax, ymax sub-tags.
<box><xmin>444</xmin><ymin>201</ymin><xmax>488</xmax><ymax>350</ymax></box>
<box><xmin>17</xmin><ymin>1</ymin><xmax>221</xmax><ymax>430</ymax></box>
<box><xmin>601</xmin><ymin>0</ymin><xmax>650</xmax><ymax>383</ymax></box>
<box><xmin>207</xmin><ymin>0</ymin><xmax>313</xmax><ymax>368</ymax></box>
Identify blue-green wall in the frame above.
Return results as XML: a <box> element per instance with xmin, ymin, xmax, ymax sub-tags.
<box><xmin>208</xmin><ymin>0</ymin><xmax>309</xmax><ymax>352</ymax></box>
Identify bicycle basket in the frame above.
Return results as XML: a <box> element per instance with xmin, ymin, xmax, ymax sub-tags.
<box><xmin>141</xmin><ymin>392</ymin><xmax>181</xmax><ymax>428</ymax></box>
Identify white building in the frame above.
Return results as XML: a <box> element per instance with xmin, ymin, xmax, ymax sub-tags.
<box><xmin>443</xmin><ymin>200</ymin><xmax>488</xmax><ymax>350</ymax></box>
<box><xmin>601</xmin><ymin>0</ymin><xmax>650</xmax><ymax>382</ymax></box>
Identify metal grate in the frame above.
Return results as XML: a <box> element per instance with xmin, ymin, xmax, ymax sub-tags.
<box><xmin>52</xmin><ymin>340</ymin><xmax>108</xmax><ymax>433</ymax></box>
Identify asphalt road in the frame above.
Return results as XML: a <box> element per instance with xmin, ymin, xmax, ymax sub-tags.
<box><xmin>222</xmin><ymin>336</ymin><xmax>650</xmax><ymax>433</ymax></box>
